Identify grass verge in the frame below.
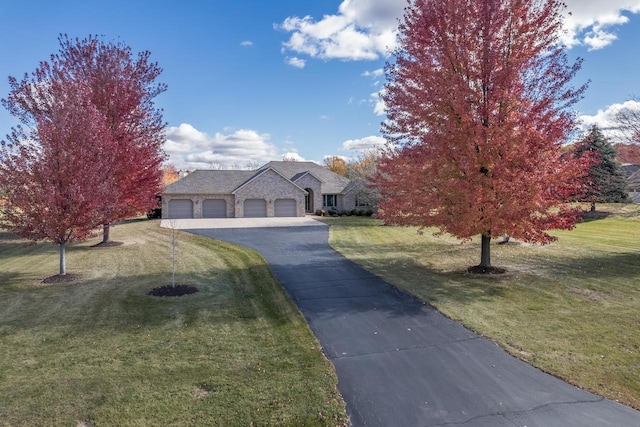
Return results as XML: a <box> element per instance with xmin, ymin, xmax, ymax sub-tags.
<box><xmin>0</xmin><ymin>219</ymin><xmax>347</xmax><ymax>426</ymax></box>
<box><xmin>321</xmin><ymin>204</ymin><xmax>640</xmax><ymax>410</ymax></box>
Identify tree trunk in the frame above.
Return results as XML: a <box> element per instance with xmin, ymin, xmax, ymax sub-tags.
<box><xmin>480</xmin><ymin>233</ymin><xmax>491</xmax><ymax>268</ymax></box>
<box><xmin>59</xmin><ymin>242</ymin><xmax>66</xmax><ymax>275</ymax></box>
<box><xmin>102</xmin><ymin>223</ymin><xmax>110</xmax><ymax>243</ymax></box>
<box><xmin>171</xmin><ymin>225</ymin><xmax>177</xmax><ymax>287</ymax></box>
<box><xmin>590</xmin><ymin>202</ymin><xmax>596</xmax><ymax>212</ymax></box>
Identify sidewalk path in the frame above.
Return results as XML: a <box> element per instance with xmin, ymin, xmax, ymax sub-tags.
<box><xmin>182</xmin><ymin>221</ymin><xmax>640</xmax><ymax>427</ymax></box>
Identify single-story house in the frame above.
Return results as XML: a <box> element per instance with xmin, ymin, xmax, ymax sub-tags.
<box><xmin>621</xmin><ymin>164</ymin><xmax>640</xmax><ymax>204</ymax></box>
<box><xmin>161</xmin><ymin>161</ymin><xmax>374</xmax><ymax>218</ymax></box>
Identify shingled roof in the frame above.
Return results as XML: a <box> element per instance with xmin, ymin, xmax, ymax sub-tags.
<box><xmin>164</xmin><ymin>161</ymin><xmax>355</xmax><ymax>196</ymax></box>
<box><xmin>164</xmin><ymin>170</ymin><xmax>255</xmax><ymax>194</ymax></box>
<box><xmin>259</xmin><ymin>161</ymin><xmax>351</xmax><ymax>194</ymax></box>
<box><xmin>620</xmin><ymin>164</ymin><xmax>640</xmax><ymax>179</ymax></box>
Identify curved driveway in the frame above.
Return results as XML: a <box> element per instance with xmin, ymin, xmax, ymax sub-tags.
<box><xmin>177</xmin><ymin>218</ymin><xmax>640</xmax><ymax>427</ymax></box>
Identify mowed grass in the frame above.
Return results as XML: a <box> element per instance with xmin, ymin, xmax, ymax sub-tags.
<box><xmin>321</xmin><ymin>204</ymin><xmax>640</xmax><ymax>410</ymax></box>
<box><xmin>0</xmin><ymin>219</ymin><xmax>347</xmax><ymax>426</ymax></box>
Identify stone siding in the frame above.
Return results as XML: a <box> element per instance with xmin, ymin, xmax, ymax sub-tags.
<box><xmin>293</xmin><ymin>174</ymin><xmax>322</xmax><ymax>213</ymax></box>
<box><xmin>234</xmin><ymin>169</ymin><xmax>306</xmax><ymax>217</ymax></box>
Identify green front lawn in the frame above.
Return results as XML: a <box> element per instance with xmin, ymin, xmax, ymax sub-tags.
<box><xmin>0</xmin><ymin>220</ymin><xmax>347</xmax><ymax>426</ymax></box>
<box><xmin>321</xmin><ymin>204</ymin><xmax>640</xmax><ymax>410</ymax></box>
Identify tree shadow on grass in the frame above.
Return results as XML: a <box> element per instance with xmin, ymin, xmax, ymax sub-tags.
<box><xmin>117</xmin><ymin>217</ymin><xmax>151</xmax><ymax>225</ymax></box>
<box><xmin>0</xmin><ymin>262</ymin><xmax>299</xmax><ymax>336</ymax></box>
<box><xmin>317</xmin><ymin>217</ymin><xmax>383</xmax><ymax>228</ymax></box>
<box><xmin>0</xmin><ymin>231</ymin><xmax>20</xmax><ymax>241</ymax></box>
<box><xmin>536</xmin><ymin>250</ymin><xmax>640</xmax><ymax>280</ymax></box>
<box><xmin>0</xmin><ymin>272</ymin><xmax>27</xmax><ymax>288</ymax></box>
<box><xmin>579</xmin><ymin>210</ymin><xmax>612</xmax><ymax>223</ymax></box>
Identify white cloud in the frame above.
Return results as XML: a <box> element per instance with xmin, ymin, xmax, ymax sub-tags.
<box><xmin>277</xmin><ymin>0</ymin><xmax>402</xmax><ymax>61</ymax></box>
<box><xmin>577</xmin><ymin>100</ymin><xmax>640</xmax><ymax>142</ymax></box>
<box><xmin>563</xmin><ymin>1</ymin><xmax>640</xmax><ymax>49</ymax></box>
<box><xmin>371</xmin><ymin>89</ymin><xmax>386</xmax><ymax>116</ymax></box>
<box><xmin>278</xmin><ymin>0</ymin><xmax>640</xmax><ymax>62</ymax></box>
<box><xmin>240</xmin><ymin>40</ymin><xmax>254</xmax><ymax>47</ymax></box>
<box><xmin>362</xmin><ymin>68</ymin><xmax>384</xmax><ymax>78</ymax></box>
<box><xmin>285</xmin><ymin>56</ymin><xmax>306</xmax><ymax>68</ymax></box>
<box><xmin>163</xmin><ymin>123</ymin><xmax>280</xmax><ymax>169</ymax></box>
<box><xmin>341</xmin><ymin>135</ymin><xmax>386</xmax><ymax>151</ymax></box>
<box><xmin>282</xmin><ymin>151</ymin><xmax>307</xmax><ymax>161</ymax></box>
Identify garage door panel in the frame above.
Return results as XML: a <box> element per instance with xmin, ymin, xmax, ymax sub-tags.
<box><xmin>274</xmin><ymin>199</ymin><xmax>297</xmax><ymax>217</ymax></box>
<box><xmin>203</xmin><ymin>199</ymin><xmax>227</xmax><ymax>218</ymax></box>
<box><xmin>244</xmin><ymin>199</ymin><xmax>267</xmax><ymax>217</ymax></box>
<box><xmin>168</xmin><ymin>199</ymin><xmax>193</xmax><ymax>219</ymax></box>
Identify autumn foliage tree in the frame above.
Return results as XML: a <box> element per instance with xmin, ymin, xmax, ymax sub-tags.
<box><xmin>345</xmin><ymin>149</ymin><xmax>380</xmax><ymax>181</ymax></box>
<box><xmin>345</xmin><ymin>150</ymin><xmax>381</xmax><ymax>207</ymax></box>
<box><xmin>4</xmin><ymin>35</ymin><xmax>167</xmax><ymax>243</ymax></box>
<box><xmin>0</xmin><ymin>80</ymin><xmax>117</xmax><ymax>275</ymax></box>
<box><xmin>323</xmin><ymin>156</ymin><xmax>347</xmax><ymax>176</ymax></box>
<box><xmin>376</xmin><ymin>0</ymin><xmax>590</xmax><ymax>271</ymax></box>
<box><xmin>161</xmin><ymin>163</ymin><xmax>179</xmax><ymax>187</ymax></box>
<box><xmin>615</xmin><ymin>143</ymin><xmax>640</xmax><ymax>164</ymax></box>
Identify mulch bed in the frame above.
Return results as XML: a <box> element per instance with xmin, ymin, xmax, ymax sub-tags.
<box><xmin>467</xmin><ymin>265</ymin><xmax>507</xmax><ymax>274</ymax></box>
<box><xmin>42</xmin><ymin>273</ymin><xmax>83</xmax><ymax>284</ymax></box>
<box><xmin>147</xmin><ymin>284</ymin><xmax>199</xmax><ymax>297</ymax></box>
<box><xmin>90</xmin><ymin>241</ymin><xmax>124</xmax><ymax>248</ymax></box>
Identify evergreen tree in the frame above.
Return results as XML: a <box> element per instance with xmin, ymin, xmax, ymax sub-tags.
<box><xmin>575</xmin><ymin>125</ymin><xmax>630</xmax><ymax>209</ymax></box>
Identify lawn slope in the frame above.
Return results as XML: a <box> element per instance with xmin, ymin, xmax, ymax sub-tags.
<box><xmin>322</xmin><ymin>205</ymin><xmax>640</xmax><ymax>410</ymax></box>
<box><xmin>0</xmin><ymin>219</ymin><xmax>347</xmax><ymax>426</ymax></box>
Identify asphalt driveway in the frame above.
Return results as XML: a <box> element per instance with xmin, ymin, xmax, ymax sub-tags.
<box><xmin>175</xmin><ymin>219</ymin><xmax>640</xmax><ymax>427</ymax></box>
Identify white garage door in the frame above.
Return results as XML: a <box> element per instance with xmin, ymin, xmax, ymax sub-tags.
<box><xmin>168</xmin><ymin>199</ymin><xmax>193</xmax><ymax>219</ymax></box>
<box><xmin>203</xmin><ymin>199</ymin><xmax>227</xmax><ymax>218</ymax></box>
<box><xmin>274</xmin><ymin>199</ymin><xmax>297</xmax><ymax>217</ymax></box>
<box><xmin>244</xmin><ymin>199</ymin><xmax>267</xmax><ymax>217</ymax></box>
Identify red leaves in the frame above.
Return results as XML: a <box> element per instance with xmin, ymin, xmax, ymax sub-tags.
<box><xmin>53</xmin><ymin>35</ymin><xmax>166</xmax><ymax>225</ymax></box>
<box><xmin>1</xmin><ymin>35</ymin><xmax>166</xmax><ymax>247</ymax></box>
<box><xmin>615</xmin><ymin>143</ymin><xmax>640</xmax><ymax>164</ymax></box>
<box><xmin>0</xmin><ymin>80</ymin><xmax>116</xmax><ymax>245</ymax></box>
<box><xmin>376</xmin><ymin>0</ymin><xmax>589</xmax><ymax>248</ymax></box>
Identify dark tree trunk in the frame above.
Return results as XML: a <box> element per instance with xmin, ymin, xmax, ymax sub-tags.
<box><xmin>590</xmin><ymin>202</ymin><xmax>596</xmax><ymax>212</ymax></box>
<box><xmin>480</xmin><ymin>233</ymin><xmax>491</xmax><ymax>268</ymax></box>
<box><xmin>103</xmin><ymin>223</ymin><xmax>110</xmax><ymax>243</ymax></box>
<box><xmin>59</xmin><ymin>242</ymin><xmax>66</xmax><ymax>275</ymax></box>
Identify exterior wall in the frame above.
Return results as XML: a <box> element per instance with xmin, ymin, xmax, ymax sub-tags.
<box><xmin>340</xmin><ymin>193</ymin><xmax>354</xmax><ymax>211</ymax></box>
<box><xmin>294</xmin><ymin>174</ymin><xmax>322</xmax><ymax>213</ymax></box>
<box><xmin>234</xmin><ymin>169</ymin><xmax>306</xmax><ymax>217</ymax></box>
<box><xmin>336</xmin><ymin>187</ymin><xmax>377</xmax><ymax>213</ymax></box>
<box><xmin>162</xmin><ymin>194</ymin><xmax>235</xmax><ymax>218</ymax></box>
<box><xmin>341</xmin><ymin>190</ymin><xmax>375</xmax><ymax>212</ymax></box>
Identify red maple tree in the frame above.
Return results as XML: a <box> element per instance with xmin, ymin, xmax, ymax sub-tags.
<box><xmin>0</xmin><ymin>80</ymin><xmax>117</xmax><ymax>275</ymax></box>
<box><xmin>376</xmin><ymin>0</ymin><xmax>590</xmax><ymax>271</ymax></box>
<box><xmin>5</xmin><ymin>35</ymin><xmax>167</xmax><ymax>243</ymax></box>
<box><xmin>615</xmin><ymin>144</ymin><xmax>640</xmax><ymax>164</ymax></box>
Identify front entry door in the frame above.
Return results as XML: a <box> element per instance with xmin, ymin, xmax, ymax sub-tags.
<box><xmin>305</xmin><ymin>188</ymin><xmax>314</xmax><ymax>213</ymax></box>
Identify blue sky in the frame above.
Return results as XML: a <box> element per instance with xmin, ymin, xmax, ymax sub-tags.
<box><xmin>1</xmin><ymin>0</ymin><xmax>640</xmax><ymax>169</ymax></box>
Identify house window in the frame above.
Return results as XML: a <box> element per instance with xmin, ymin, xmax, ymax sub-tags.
<box><xmin>323</xmin><ymin>194</ymin><xmax>336</xmax><ymax>207</ymax></box>
<box><xmin>355</xmin><ymin>195</ymin><xmax>370</xmax><ymax>207</ymax></box>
